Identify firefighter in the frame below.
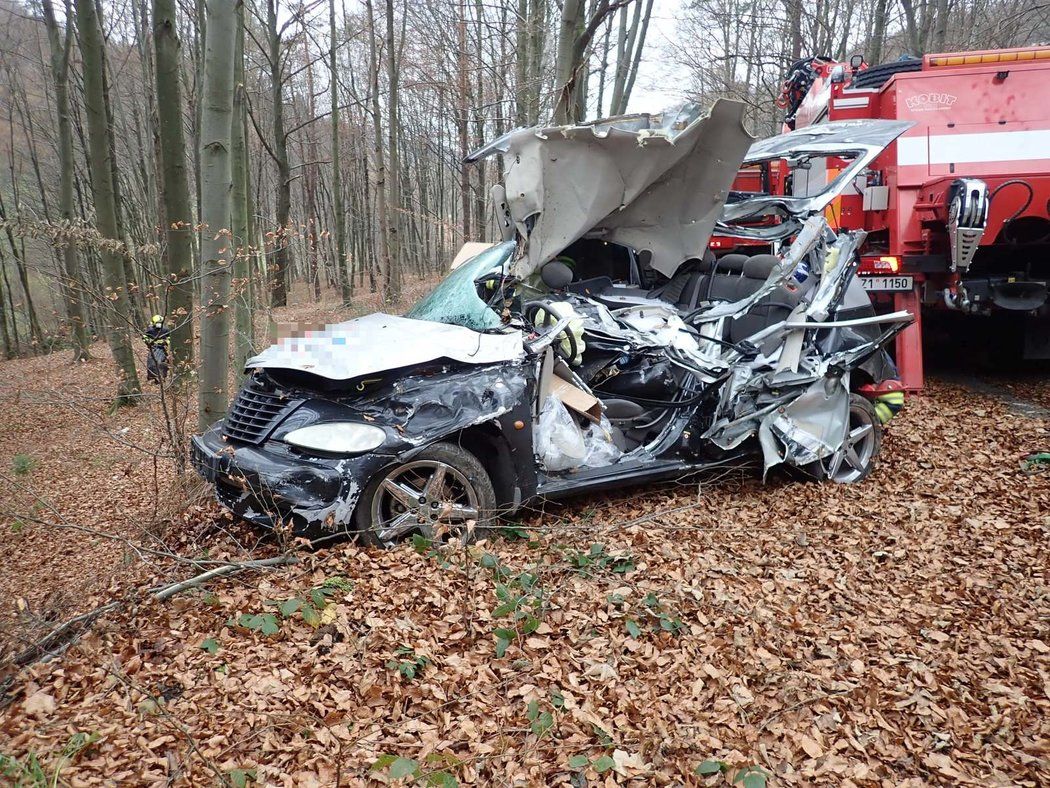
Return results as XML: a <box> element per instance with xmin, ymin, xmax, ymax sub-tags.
<box><xmin>872</xmin><ymin>380</ymin><xmax>906</xmax><ymax>424</ymax></box>
<box><xmin>143</xmin><ymin>314</ymin><xmax>171</xmax><ymax>383</ymax></box>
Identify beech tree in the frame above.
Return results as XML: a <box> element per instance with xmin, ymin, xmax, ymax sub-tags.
<box><xmin>74</xmin><ymin>0</ymin><xmax>142</xmax><ymax>401</ymax></box>
<box><xmin>197</xmin><ymin>0</ymin><xmax>238</xmax><ymax>428</ymax></box>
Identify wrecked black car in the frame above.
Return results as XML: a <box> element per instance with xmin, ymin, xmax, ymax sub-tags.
<box><xmin>191</xmin><ymin>101</ymin><xmax>914</xmax><ymax>546</ymax></box>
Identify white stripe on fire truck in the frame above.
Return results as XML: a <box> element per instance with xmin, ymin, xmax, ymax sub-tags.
<box><xmin>832</xmin><ymin>96</ymin><xmax>871</xmax><ymax>108</ymax></box>
<box><xmin>897</xmin><ymin>129</ymin><xmax>1050</xmax><ymax>166</ymax></box>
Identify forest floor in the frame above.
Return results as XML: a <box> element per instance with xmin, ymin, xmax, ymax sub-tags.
<box><xmin>0</xmin><ymin>290</ymin><xmax>1047</xmax><ymax>786</ymax></box>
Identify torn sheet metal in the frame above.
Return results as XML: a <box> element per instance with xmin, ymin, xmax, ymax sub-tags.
<box><xmin>347</xmin><ymin>362</ymin><xmax>529</xmax><ymax>446</ymax></box>
<box><xmin>718</xmin><ymin>120</ymin><xmax>913</xmax><ymax>239</ymax></box>
<box><xmin>468</xmin><ymin>99</ymin><xmax>753</xmax><ymax>279</ymax></box>
<box><xmin>246</xmin><ymin>313</ymin><xmax>524</xmax><ymax>381</ymax></box>
<box><xmin>758</xmin><ymin>375</ymin><xmax>850</xmax><ymax>475</ymax></box>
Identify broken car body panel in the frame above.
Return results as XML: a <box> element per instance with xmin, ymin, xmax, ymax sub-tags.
<box><xmin>718</xmin><ymin>119</ymin><xmax>914</xmax><ymax>240</ymax></box>
<box><xmin>468</xmin><ymin>99</ymin><xmax>753</xmax><ymax>278</ymax></box>
<box><xmin>192</xmin><ymin>106</ymin><xmax>914</xmax><ymax>541</ymax></box>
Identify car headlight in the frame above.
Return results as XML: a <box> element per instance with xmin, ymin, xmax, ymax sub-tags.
<box><xmin>282</xmin><ymin>422</ymin><xmax>386</xmax><ymax>454</ymax></box>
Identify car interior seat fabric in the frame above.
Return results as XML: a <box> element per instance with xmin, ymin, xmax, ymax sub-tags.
<box><xmin>650</xmin><ymin>249</ymin><xmax>715</xmax><ymax>309</ymax></box>
<box><xmin>727</xmin><ymin>254</ymin><xmax>802</xmax><ymax>343</ymax></box>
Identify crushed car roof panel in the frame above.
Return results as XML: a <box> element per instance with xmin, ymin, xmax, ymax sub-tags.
<box><xmin>469</xmin><ymin>99</ymin><xmax>753</xmax><ymax>279</ymax></box>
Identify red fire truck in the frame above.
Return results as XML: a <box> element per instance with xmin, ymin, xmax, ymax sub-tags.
<box><xmin>716</xmin><ymin>46</ymin><xmax>1050</xmax><ymax>390</ymax></box>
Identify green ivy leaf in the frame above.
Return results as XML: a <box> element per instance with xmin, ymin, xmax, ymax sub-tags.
<box><xmin>278</xmin><ymin>598</ymin><xmax>301</xmax><ymax>618</ymax></box>
<box><xmin>426</xmin><ymin>771</ymin><xmax>459</xmax><ymax>787</ymax></box>
<box><xmin>479</xmin><ymin>553</ymin><xmax>499</xmax><ymax>569</ymax></box>
<box><xmin>526</xmin><ymin>699</ymin><xmax>539</xmax><ymax>722</ymax></box>
<box><xmin>593</xmin><ymin>755</ymin><xmax>616</xmax><ymax>773</ymax></box>
<box><xmin>696</xmin><ymin>760</ymin><xmax>726</xmax><ymax>775</ymax></box>
<box><xmin>625</xmin><ymin>619</ymin><xmax>642</xmax><ymax>639</ymax></box>
<box><xmin>568</xmin><ymin>755</ymin><xmax>590</xmax><ymax>769</ymax></box>
<box><xmin>200</xmin><ymin>638</ymin><xmax>220</xmax><ymax>655</ymax></box>
<box><xmin>531</xmin><ymin>711</ymin><xmax>553</xmax><ymax>736</ymax></box>
<box><xmin>495</xmin><ymin>636</ymin><xmax>510</xmax><ymax>658</ymax></box>
<box><xmin>257</xmin><ymin>614</ymin><xmax>280</xmax><ymax>635</ymax></box>
<box><xmin>370</xmin><ymin>754</ymin><xmax>398</xmax><ymax>771</ymax></box>
<box><xmin>226</xmin><ymin>768</ymin><xmax>257</xmax><ymax>787</ymax></box>
<box><xmin>491</xmin><ymin>598</ymin><xmax>520</xmax><ymax>618</ymax></box>
<box><xmin>389</xmin><ymin>756</ymin><xmax>419</xmax><ymax>779</ymax></box>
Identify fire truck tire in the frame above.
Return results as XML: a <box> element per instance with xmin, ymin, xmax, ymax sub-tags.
<box><xmin>851</xmin><ymin>58</ymin><xmax>922</xmax><ymax>89</ymax></box>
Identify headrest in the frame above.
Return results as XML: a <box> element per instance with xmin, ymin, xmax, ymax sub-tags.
<box><xmin>541</xmin><ymin>260</ymin><xmax>574</xmax><ymax>289</ymax></box>
<box><xmin>743</xmin><ymin>254</ymin><xmax>781</xmax><ymax>280</ymax></box>
<box><xmin>714</xmin><ymin>253</ymin><xmax>749</xmax><ymax>274</ymax></box>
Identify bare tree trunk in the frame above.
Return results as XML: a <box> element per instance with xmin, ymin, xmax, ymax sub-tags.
<box><xmin>74</xmin><ymin>0</ymin><xmax>142</xmax><ymax>402</ymax></box>
<box><xmin>330</xmin><ymin>0</ymin><xmax>350</xmax><ymax>305</ymax></box>
<box><xmin>232</xmin><ymin>0</ymin><xmax>253</xmax><ymax>376</ymax></box>
<box><xmin>42</xmin><ymin>0</ymin><xmax>90</xmax><ymax>361</ymax></box>
<box><xmin>153</xmin><ymin>0</ymin><xmax>196</xmax><ymax>374</ymax></box>
<box><xmin>365</xmin><ymin>0</ymin><xmax>392</xmax><ymax>301</ymax></box>
<box><xmin>385</xmin><ymin>0</ymin><xmax>403</xmax><ymax>301</ymax></box>
<box><xmin>617</xmin><ymin>0</ymin><xmax>652</xmax><ymax>114</ymax></box>
<box><xmin>527</xmin><ymin>0</ymin><xmax>546</xmax><ymax>124</ymax></box>
<box><xmin>456</xmin><ymin>0</ymin><xmax>471</xmax><ymax>243</ymax></box>
<box><xmin>514</xmin><ymin>0</ymin><xmax>530</xmax><ymax>125</ymax></box>
<box><xmin>553</xmin><ymin>0</ymin><xmax>584</xmax><ymax>123</ymax></box>
<box><xmin>197</xmin><ymin>0</ymin><xmax>238</xmax><ymax>429</ymax></box>
<box><xmin>553</xmin><ymin>0</ymin><xmax>620</xmax><ymax>124</ymax></box>
<box><xmin>867</xmin><ymin>0</ymin><xmax>890</xmax><ymax>64</ymax></box>
<box><xmin>267</xmin><ymin>0</ymin><xmax>292</xmax><ymax>307</ymax></box>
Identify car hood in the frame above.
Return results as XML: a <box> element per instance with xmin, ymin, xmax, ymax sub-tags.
<box><xmin>245</xmin><ymin>313</ymin><xmax>524</xmax><ymax>381</ymax></box>
<box><xmin>467</xmin><ymin>99</ymin><xmax>753</xmax><ymax>279</ymax></box>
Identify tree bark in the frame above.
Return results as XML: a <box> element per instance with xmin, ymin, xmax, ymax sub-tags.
<box><xmin>330</xmin><ymin>0</ymin><xmax>350</xmax><ymax>304</ymax></box>
<box><xmin>197</xmin><ymin>0</ymin><xmax>238</xmax><ymax>430</ymax></box>
<box><xmin>153</xmin><ymin>0</ymin><xmax>196</xmax><ymax>375</ymax></box>
<box><xmin>232</xmin><ymin>0</ymin><xmax>253</xmax><ymax>376</ymax></box>
<box><xmin>384</xmin><ymin>0</ymin><xmax>403</xmax><ymax>301</ymax></box>
<box><xmin>267</xmin><ymin>0</ymin><xmax>292</xmax><ymax>307</ymax></box>
<box><xmin>43</xmin><ymin>0</ymin><xmax>90</xmax><ymax>361</ymax></box>
<box><xmin>365</xmin><ymin>0</ymin><xmax>392</xmax><ymax>301</ymax></box>
<box><xmin>74</xmin><ymin>0</ymin><xmax>142</xmax><ymax>402</ymax></box>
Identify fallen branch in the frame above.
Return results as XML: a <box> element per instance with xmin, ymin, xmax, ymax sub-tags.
<box><xmin>7</xmin><ymin>556</ymin><xmax>299</xmax><ymax>669</ymax></box>
<box><xmin>152</xmin><ymin>556</ymin><xmax>298</xmax><ymax>600</ymax></box>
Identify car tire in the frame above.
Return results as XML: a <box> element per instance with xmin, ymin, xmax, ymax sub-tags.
<box><xmin>804</xmin><ymin>393</ymin><xmax>883</xmax><ymax>484</ymax></box>
<box><xmin>354</xmin><ymin>441</ymin><xmax>497</xmax><ymax>548</ymax></box>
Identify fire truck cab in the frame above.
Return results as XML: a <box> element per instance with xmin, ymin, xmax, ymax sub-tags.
<box><xmin>719</xmin><ymin>46</ymin><xmax>1050</xmax><ymax>390</ymax></box>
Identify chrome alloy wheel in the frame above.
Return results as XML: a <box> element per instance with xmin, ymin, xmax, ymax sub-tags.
<box><xmin>824</xmin><ymin>400</ymin><xmax>878</xmax><ymax>483</ymax></box>
<box><xmin>370</xmin><ymin>460</ymin><xmax>481</xmax><ymax>545</ymax></box>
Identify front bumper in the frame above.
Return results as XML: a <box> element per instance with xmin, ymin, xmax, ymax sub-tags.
<box><xmin>190</xmin><ymin>426</ymin><xmax>389</xmax><ymax>535</ymax></box>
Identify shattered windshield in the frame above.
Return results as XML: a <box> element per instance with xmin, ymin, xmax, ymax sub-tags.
<box><xmin>406</xmin><ymin>241</ymin><xmax>515</xmax><ymax>331</ymax></box>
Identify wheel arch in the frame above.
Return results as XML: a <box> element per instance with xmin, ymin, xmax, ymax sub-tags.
<box><xmin>445</xmin><ymin>421</ymin><xmax>524</xmax><ymax>511</ymax></box>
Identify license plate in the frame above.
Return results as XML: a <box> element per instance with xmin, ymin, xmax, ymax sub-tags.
<box><xmin>860</xmin><ymin>276</ymin><xmax>913</xmax><ymax>292</ymax></box>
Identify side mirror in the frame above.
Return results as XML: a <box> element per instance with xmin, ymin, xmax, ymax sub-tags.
<box><xmin>540</xmin><ymin>261</ymin><xmax>573</xmax><ymax>290</ymax></box>
<box><xmin>850</xmin><ymin>54</ymin><xmax>864</xmax><ymax>71</ymax></box>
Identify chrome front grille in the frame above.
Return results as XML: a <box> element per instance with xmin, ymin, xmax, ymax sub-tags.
<box><xmin>223</xmin><ymin>385</ymin><xmax>297</xmax><ymax>444</ymax></box>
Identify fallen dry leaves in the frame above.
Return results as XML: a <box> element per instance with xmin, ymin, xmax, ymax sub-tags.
<box><xmin>0</xmin><ymin>337</ymin><xmax>1047</xmax><ymax>785</ymax></box>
